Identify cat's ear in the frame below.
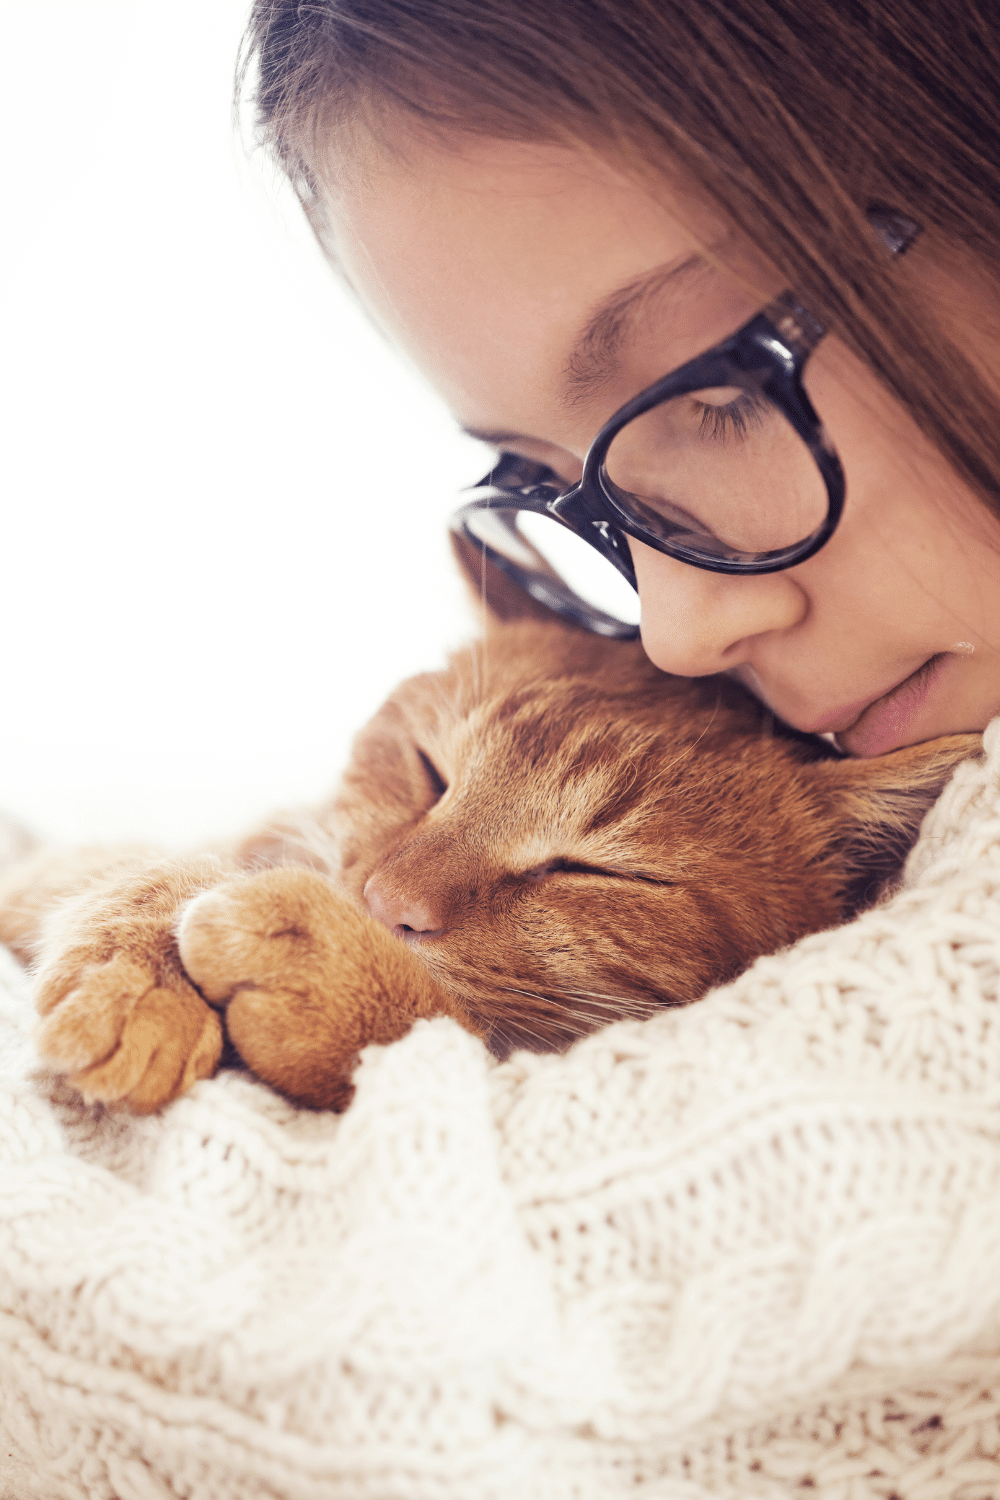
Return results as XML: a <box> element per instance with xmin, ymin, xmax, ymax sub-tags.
<box><xmin>450</xmin><ymin>528</ymin><xmax>582</xmax><ymax>629</ymax></box>
<box><xmin>815</xmin><ymin>732</ymin><xmax>981</xmax><ymax>905</ymax></box>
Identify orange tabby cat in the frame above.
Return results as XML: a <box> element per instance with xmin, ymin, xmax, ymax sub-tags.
<box><xmin>0</xmin><ymin>552</ymin><xmax>977</xmax><ymax>1112</ymax></box>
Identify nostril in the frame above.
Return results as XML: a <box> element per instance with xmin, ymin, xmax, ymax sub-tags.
<box><xmin>393</xmin><ymin>921</ymin><xmax>443</xmax><ymax>944</ymax></box>
<box><xmin>364</xmin><ymin>873</ymin><xmax>445</xmax><ymax>939</ymax></box>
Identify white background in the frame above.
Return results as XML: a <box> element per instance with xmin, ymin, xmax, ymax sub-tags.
<box><xmin>2</xmin><ymin>0</ymin><xmax>490</xmax><ymax>850</ymax></box>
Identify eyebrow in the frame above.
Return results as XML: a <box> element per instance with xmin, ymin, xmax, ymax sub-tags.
<box><xmin>562</xmin><ymin>251</ymin><xmax>708</xmax><ymax>406</ymax></box>
<box><xmin>460</xmin><ymin>251</ymin><xmax>708</xmax><ymax>447</ymax></box>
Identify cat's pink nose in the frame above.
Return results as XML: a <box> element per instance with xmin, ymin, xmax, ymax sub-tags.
<box><xmin>364</xmin><ymin>872</ymin><xmax>444</xmax><ymax>940</ymax></box>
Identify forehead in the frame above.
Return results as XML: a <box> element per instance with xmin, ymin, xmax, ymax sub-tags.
<box><xmin>321</xmin><ymin>134</ymin><xmax>734</xmax><ymax>433</ymax></box>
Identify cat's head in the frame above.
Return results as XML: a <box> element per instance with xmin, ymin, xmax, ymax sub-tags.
<box><xmin>323</xmin><ymin>597</ymin><xmax>977</xmax><ymax>1054</ymax></box>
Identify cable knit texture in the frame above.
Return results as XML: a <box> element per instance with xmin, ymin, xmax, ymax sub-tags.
<box><xmin>3</xmin><ymin>722</ymin><xmax>1000</xmax><ymax>1499</ymax></box>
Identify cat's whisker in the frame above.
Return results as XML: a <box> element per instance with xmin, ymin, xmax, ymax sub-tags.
<box><xmin>494</xmin><ymin>984</ymin><xmax>562</xmax><ymax>1008</ymax></box>
<box><xmin>486</xmin><ymin>1010</ymin><xmax>562</xmax><ymax>1053</ymax></box>
<box><xmin>489</xmin><ymin>988</ymin><xmax>579</xmax><ymax>1035</ymax></box>
<box><xmin>555</xmin><ymin>985</ymin><xmax>663</xmax><ymax>1011</ymax></box>
<box><xmin>478</xmin><ymin>981</ymin><xmax>666</xmax><ymax>1049</ymax></box>
<box><xmin>617</xmin><ymin>693</ymin><xmax>727</xmax><ymax>799</ymax></box>
<box><xmin>429</xmin><ymin>672</ymin><xmax>465</xmax><ymax>720</ymax></box>
<box><xmin>239</xmin><ymin>812</ymin><xmax>341</xmax><ymax>879</ymax></box>
<box><xmin>469</xmin><ymin>630</ymin><xmax>486</xmax><ymax>704</ymax></box>
<box><xmin>644</xmin><ymin>705</ymin><xmax>723</xmax><ymax>786</ymax></box>
<box><xmin>559</xmin><ymin>1002</ymin><xmax>658</xmax><ymax>1024</ymax></box>
<box><xmin>563</xmin><ymin>996</ymin><xmax>675</xmax><ymax>1024</ymax></box>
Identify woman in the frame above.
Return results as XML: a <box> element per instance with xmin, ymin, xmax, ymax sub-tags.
<box><xmin>2</xmin><ymin>6</ymin><xmax>999</xmax><ymax>1496</ymax></box>
<box><xmin>244</xmin><ymin>0</ymin><xmax>1000</xmax><ymax>756</ymax></box>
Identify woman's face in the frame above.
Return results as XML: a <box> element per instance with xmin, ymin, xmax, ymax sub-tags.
<box><xmin>326</xmin><ymin>133</ymin><xmax>1000</xmax><ymax>755</ymax></box>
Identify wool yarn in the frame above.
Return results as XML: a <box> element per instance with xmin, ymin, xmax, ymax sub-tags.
<box><xmin>2</xmin><ymin>723</ymin><xmax>1000</xmax><ymax>1499</ymax></box>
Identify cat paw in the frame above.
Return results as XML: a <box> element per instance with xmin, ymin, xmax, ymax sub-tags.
<box><xmin>176</xmin><ymin>865</ymin><xmax>459</xmax><ymax>1110</ymax></box>
<box><xmin>34</xmin><ymin>949</ymin><xmax>223</xmax><ymax>1113</ymax></box>
<box><xmin>176</xmin><ymin>867</ymin><xmax>368</xmax><ymax>1109</ymax></box>
<box><xmin>176</xmin><ymin>866</ymin><xmax>334</xmax><ymax>1007</ymax></box>
<box><xmin>31</xmin><ymin>857</ymin><xmax>229</xmax><ymax>1112</ymax></box>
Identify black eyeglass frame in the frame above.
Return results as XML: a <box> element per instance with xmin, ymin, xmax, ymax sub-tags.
<box><xmin>450</xmin><ymin>206</ymin><xmax>920</xmax><ymax>639</ymax></box>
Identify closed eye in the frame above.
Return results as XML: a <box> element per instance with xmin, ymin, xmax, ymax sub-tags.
<box><xmin>486</xmin><ymin>451</ymin><xmax>579</xmax><ymax>497</ymax></box>
<box><xmin>693</xmin><ymin>390</ymin><xmax>767</xmax><ymax>442</ymax></box>
<box><xmin>523</xmin><ymin>857</ymin><xmax>675</xmax><ymax>887</ymax></box>
<box><xmin>416</xmin><ymin>749</ymin><xmax>448</xmax><ymax>804</ymax></box>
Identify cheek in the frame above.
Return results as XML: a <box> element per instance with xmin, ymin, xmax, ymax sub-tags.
<box><xmin>805</xmin><ymin>338</ymin><xmax>960</xmax><ymax>540</ymax></box>
<box><xmin>802</xmin><ymin>341</ymin><xmax>1000</xmax><ymax>626</ymax></box>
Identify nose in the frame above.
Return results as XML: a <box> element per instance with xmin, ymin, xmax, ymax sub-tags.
<box><xmin>629</xmin><ymin>537</ymin><xmax>807</xmax><ymax>677</ymax></box>
<box><xmin>364</xmin><ymin>870</ymin><xmax>445</xmax><ymax>940</ymax></box>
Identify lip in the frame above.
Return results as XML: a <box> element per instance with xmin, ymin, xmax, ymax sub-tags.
<box><xmin>801</xmin><ymin>691</ymin><xmax>895</xmax><ymax>737</ymax></box>
<box><xmin>792</xmin><ymin>655</ymin><xmax>947</xmax><ymax>755</ymax></box>
<box><xmin>831</xmin><ymin>655</ymin><xmax>948</xmax><ymax>758</ymax></box>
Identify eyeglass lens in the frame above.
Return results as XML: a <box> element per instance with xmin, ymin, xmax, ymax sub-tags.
<box><xmin>600</xmin><ymin>377</ymin><xmax>827</xmax><ymax>563</ymax></box>
<box><xmin>514</xmin><ymin>510</ymin><xmax>643</xmax><ymax>625</ymax></box>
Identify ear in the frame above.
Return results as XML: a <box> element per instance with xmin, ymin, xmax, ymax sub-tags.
<box><xmin>449</xmin><ymin>527</ymin><xmax>585</xmax><ymax>630</ymax></box>
<box><xmin>815</xmin><ymin>732</ymin><xmax>981</xmax><ymax>908</ymax></box>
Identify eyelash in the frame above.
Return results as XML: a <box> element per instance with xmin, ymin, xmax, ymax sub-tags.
<box><xmin>494</xmin><ymin>394</ymin><xmax>766</xmax><ymax>494</ymax></box>
<box><xmin>492</xmin><ymin>388</ymin><xmax>766</xmax><ymax>500</ymax></box>
<box><xmin>693</xmin><ymin>392</ymin><xmax>766</xmax><ymax>441</ymax></box>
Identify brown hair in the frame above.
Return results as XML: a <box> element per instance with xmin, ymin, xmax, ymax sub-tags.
<box><xmin>238</xmin><ymin>0</ymin><xmax>1000</xmax><ymax>523</ymax></box>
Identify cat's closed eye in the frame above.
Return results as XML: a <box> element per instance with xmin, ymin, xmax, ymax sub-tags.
<box><xmin>416</xmin><ymin>749</ymin><xmax>448</xmax><ymax>805</ymax></box>
<box><xmin>523</xmin><ymin>858</ymin><xmax>674</xmax><ymax>887</ymax></box>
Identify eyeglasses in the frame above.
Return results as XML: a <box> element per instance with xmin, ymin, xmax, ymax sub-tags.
<box><xmin>450</xmin><ymin>206</ymin><xmax>921</xmax><ymax>639</ymax></box>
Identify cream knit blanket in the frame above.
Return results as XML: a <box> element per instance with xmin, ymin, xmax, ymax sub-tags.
<box><xmin>3</xmin><ymin>723</ymin><xmax>1000</xmax><ymax>1500</ymax></box>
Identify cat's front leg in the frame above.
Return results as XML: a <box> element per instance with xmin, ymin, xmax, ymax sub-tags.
<box><xmin>28</xmin><ymin>855</ymin><xmax>229</xmax><ymax>1112</ymax></box>
<box><xmin>177</xmin><ymin>866</ymin><xmax>480</xmax><ymax>1110</ymax></box>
